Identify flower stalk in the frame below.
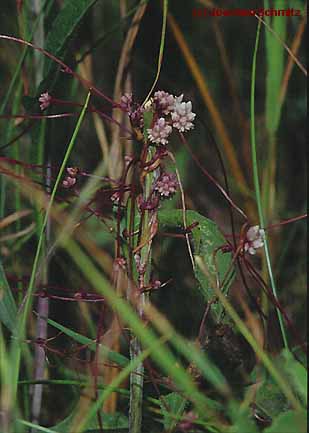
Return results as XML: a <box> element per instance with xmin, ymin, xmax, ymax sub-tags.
<box><xmin>129</xmin><ymin>120</ymin><xmax>157</xmax><ymax>433</ymax></box>
<box><xmin>122</xmin><ymin>91</ymin><xmax>195</xmax><ymax>432</ymax></box>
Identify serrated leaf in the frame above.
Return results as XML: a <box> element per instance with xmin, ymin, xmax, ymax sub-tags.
<box><xmin>48</xmin><ymin>318</ymin><xmax>129</xmax><ymax>367</ymax></box>
<box><xmin>159</xmin><ymin>392</ymin><xmax>187</xmax><ymax>431</ymax></box>
<box><xmin>264</xmin><ymin>410</ymin><xmax>307</xmax><ymax>433</ymax></box>
<box><xmin>0</xmin><ymin>260</ymin><xmax>17</xmax><ymax>333</ymax></box>
<box><xmin>158</xmin><ymin>209</ymin><xmax>234</xmax><ymax>321</ymax></box>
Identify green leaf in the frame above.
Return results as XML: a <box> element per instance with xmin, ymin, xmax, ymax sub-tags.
<box><xmin>281</xmin><ymin>349</ymin><xmax>307</xmax><ymax>405</ymax></box>
<box><xmin>44</xmin><ymin>0</ymin><xmax>98</xmax><ymax>69</ymax></box>
<box><xmin>36</xmin><ymin>0</ymin><xmax>98</xmax><ymax>96</ymax></box>
<box><xmin>251</xmin><ymin>348</ymin><xmax>307</xmax><ymax>421</ymax></box>
<box><xmin>0</xmin><ymin>260</ymin><xmax>17</xmax><ymax>333</ymax></box>
<box><xmin>158</xmin><ymin>209</ymin><xmax>234</xmax><ymax>321</ymax></box>
<box><xmin>48</xmin><ymin>318</ymin><xmax>129</xmax><ymax>367</ymax></box>
<box><xmin>255</xmin><ymin>379</ymin><xmax>289</xmax><ymax>419</ymax></box>
<box><xmin>264</xmin><ymin>0</ymin><xmax>287</xmax><ymax>134</ymax></box>
<box><xmin>53</xmin><ymin>408</ymin><xmax>128</xmax><ymax>432</ymax></box>
<box><xmin>159</xmin><ymin>392</ymin><xmax>188</xmax><ymax>431</ymax></box>
<box><xmin>264</xmin><ymin>410</ymin><xmax>307</xmax><ymax>433</ymax></box>
<box><xmin>228</xmin><ymin>403</ymin><xmax>259</xmax><ymax>433</ymax></box>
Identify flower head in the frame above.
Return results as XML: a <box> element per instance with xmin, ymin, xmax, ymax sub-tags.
<box><xmin>130</xmin><ymin>106</ymin><xmax>145</xmax><ymax>129</ymax></box>
<box><xmin>39</xmin><ymin>92</ymin><xmax>51</xmax><ymax>110</ymax></box>
<box><xmin>62</xmin><ymin>176</ymin><xmax>76</xmax><ymax>189</ymax></box>
<box><xmin>152</xmin><ymin>279</ymin><xmax>161</xmax><ymax>289</ymax></box>
<box><xmin>147</xmin><ymin>118</ymin><xmax>172</xmax><ymax>145</ymax></box>
<box><xmin>171</xmin><ymin>94</ymin><xmax>196</xmax><ymax>132</ymax></box>
<box><xmin>154</xmin><ymin>90</ymin><xmax>175</xmax><ymax>115</ymax></box>
<box><xmin>244</xmin><ymin>225</ymin><xmax>265</xmax><ymax>255</ymax></box>
<box><xmin>66</xmin><ymin>167</ymin><xmax>78</xmax><ymax>177</ymax></box>
<box><xmin>119</xmin><ymin>93</ymin><xmax>133</xmax><ymax>112</ymax></box>
<box><xmin>154</xmin><ymin>172</ymin><xmax>178</xmax><ymax>198</ymax></box>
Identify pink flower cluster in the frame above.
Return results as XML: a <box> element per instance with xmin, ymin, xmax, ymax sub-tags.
<box><xmin>147</xmin><ymin>91</ymin><xmax>196</xmax><ymax>145</ymax></box>
<box><xmin>119</xmin><ymin>90</ymin><xmax>196</xmax><ymax>145</ymax></box>
<box><xmin>62</xmin><ymin>167</ymin><xmax>78</xmax><ymax>189</ymax></box>
<box><xmin>39</xmin><ymin>92</ymin><xmax>52</xmax><ymax>110</ymax></box>
<box><xmin>154</xmin><ymin>172</ymin><xmax>178</xmax><ymax>198</ymax></box>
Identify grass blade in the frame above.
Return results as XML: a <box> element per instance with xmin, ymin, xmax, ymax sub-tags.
<box><xmin>250</xmin><ymin>19</ymin><xmax>289</xmax><ymax>350</ymax></box>
<box><xmin>0</xmin><ymin>260</ymin><xmax>17</xmax><ymax>333</ymax></box>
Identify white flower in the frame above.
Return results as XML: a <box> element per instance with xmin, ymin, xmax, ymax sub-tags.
<box><xmin>39</xmin><ymin>92</ymin><xmax>51</xmax><ymax>110</ymax></box>
<box><xmin>244</xmin><ymin>225</ymin><xmax>265</xmax><ymax>255</ymax></box>
<box><xmin>147</xmin><ymin>117</ymin><xmax>172</xmax><ymax>145</ymax></box>
<box><xmin>171</xmin><ymin>94</ymin><xmax>196</xmax><ymax>132</ymax></box>
<box><xmin>154</xmin><ymin>90</ymin><xmax>175</xmax><ymax>114</ymax></box>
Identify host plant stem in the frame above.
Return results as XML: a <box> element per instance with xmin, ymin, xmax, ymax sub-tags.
<box><xmin>129</xmin><ymin>146</ymin><xmax>157</xmax><ymax>433</ymax></box>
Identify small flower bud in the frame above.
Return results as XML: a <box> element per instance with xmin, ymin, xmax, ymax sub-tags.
<box><xmin>39</xmin><ymin>92</ymin><xmax>51</xmax><ymax>110</ymax></box>
<box><xmin>66</xmin><ymin>167</ymin><xmax>78</xmax><ymax>177</ymax></box>
<box><xmin>114</xmin><ymin>257</ymin><xmax>126</xmax><ymax>271</ymax></box>
<box><xmin>119</xmin><ymin>93</ymin><xmax>133</xmax><ymax>112</ymax></box>
<box><xmin>152</xmin><ymin>279</ymin><xmax>161</xmax><ymax>289</ymax></box>
<box><xmin>62</xmin><ymin>176</ymin><xmax>76</xmax><ymax>188</ymax></box>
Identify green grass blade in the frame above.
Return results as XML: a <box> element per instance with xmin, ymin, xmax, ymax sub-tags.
<box><xmin>60</xmin><ymin>236</ymin><xmax>221</xmax><ymax>421</ymax></box>
<box><xmin>0</xmin><ymin>260</ymin><xmax>17</xmax><ymax>333</ymax></box>
<box><xmin>22</xmin><ymin>91</ymin><xmax>91</xmax><ymax>333</ymax></box>
<box><xmin>0</xmin><ymin>0</ymin><xmax>52</xmax><ymax>116</ymax></box>
<box><xmin>143</xmin><ymin>0</ymin><xmax>168</xmax><ymax>105</ymax></box>
<box><xmin>9</xmin><ymin>92</ymin><xmax>91</xmax><ymax>415</ymax></box>
<box><xmin>250</xmin><ymin>19</ymin><xmax>289</xmax><ymax>350</ymax></box>
<box><xmin>264</xmin><ymin>0</ymin><xmax>287</xmax><ymax>134</ymax></box>
<box><xmin>196</xmin><ymin>257</ymin><xmax>301</xmax><ymax>411</ymax></box>
<box><xmin>47</xmin><ymin>317</ymin><xmax>129</xmax><ymax>367</ymax></box>
<box><xmin>17</xmin><ymin>419</ymin><xmax>60</xmax><ymax>433</ymax></box>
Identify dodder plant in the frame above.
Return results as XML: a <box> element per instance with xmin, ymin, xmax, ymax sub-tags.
<box><xmin>0</xmin><ymin>1</ymin><xmax>307</xmax><ymax>433</ymax></box>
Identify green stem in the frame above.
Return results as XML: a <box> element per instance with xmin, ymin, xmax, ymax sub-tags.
<box><xmin>142</xmin><ymin>0</ymin><xmax>168</xmax><ymax>106</ymax></box>
<box><xmin>250</xmin><ymin>20</ymin><xmax>289</xmax><ymax>349</ymax></box>
<box><xmin>129</xmin><ymin>146</ymin><xmax>156</xmax><ymax>433</ymax></box>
